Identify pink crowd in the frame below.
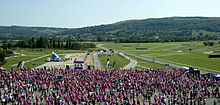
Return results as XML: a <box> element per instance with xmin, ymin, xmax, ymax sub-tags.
<box><xmin>0</xmin><ymin>68</ymin><xmax>219</xmax><ymax>105</ymax></box>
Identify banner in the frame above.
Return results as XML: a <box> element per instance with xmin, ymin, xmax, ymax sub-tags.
<box><xmin>17</xmin><ymin>61</ymin><xmax>22</xmax><ymax>68</ymax></box>
<box><xmin>112</xmin><ymin>61</ymin><xmax>116</xmax><ymax>67</ymax></box>
<box><xmin>21</xmin><ymin>61</ymin><xmax>25</xmax><ymax>69</ymax></box>
<box><xmin>70</xmin><ymin>65</ymin><xmax>75</xmax><ymax>70</ymax></box>
<box><xmin>83</xmin><ymin>64</ymin><xmax>86</xmax><ymax>70</ymax></box>
<box><xmin>106</xmin><ymin>58</ymin><xmax>109</xmax><ymax>67</ymax></box>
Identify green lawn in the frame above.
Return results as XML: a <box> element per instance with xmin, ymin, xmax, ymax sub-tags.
<box><xmin>138</xmin><ymin>62</ymin><xmax>172</xmax><ymax>69</ymax></box>
<box><xmin>23</xmin><ymin>56</ymin><xmax>49</xmax><ymax>68</ymax></box>
<box><xmin>157</xmin><ymin>53</ymin><xmax>220</xmax><ymax>70</ymax></box>
<box><xmin>104</xmin><ymin>41</ymin><xmax>220</xmax><ymax>72</ymax></box>
<box><xmin>14</xmin><ymin>48</ymin><xmax>85</xmax><ymax>55</ymax></box>
<box><xmin>3</xmin><ymin>56</ymin><xmax>40</xmax><ymax>69</ymax></box>
<box><xmin>135</xmin><ymin>66</ymin><xmax>145</xmax><ymax>69</ymax></box>
<box><xmin>98</xmin><ymin>53</ymin><xmax>129</xmax><ymax>69</ymax></box>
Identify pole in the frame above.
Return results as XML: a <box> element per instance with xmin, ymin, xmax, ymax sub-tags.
<box><xmin>133</xmin><ymin>84</ymin><xmax>135</xmax><ymax>104</ymax></box>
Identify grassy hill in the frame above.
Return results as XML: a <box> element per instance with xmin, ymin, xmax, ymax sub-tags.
<box><xmin>1</xmin><ymin>17</ymin><xmax>220</xmax><ymax>42</ymax></box>
<box><xmin>69</xmin><ymin>17</ymin><xmax>220</xmax><ymax>42</ymax></box>
<box><xmin>0</xmin><ymin>26</ymin><xmax>70</xmax><ymax>40</ymax></box>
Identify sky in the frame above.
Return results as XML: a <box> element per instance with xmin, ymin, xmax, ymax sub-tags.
<box><xmin>0</xmin><ymin>0</ymin><xmax>220</xmax><ymax>28</ymax></box>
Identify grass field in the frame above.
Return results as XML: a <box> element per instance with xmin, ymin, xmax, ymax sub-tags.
<box><xmin>98</xmin><ymin>53</ymin><xmax>129</xmax><ymax>69</ymax></box>
<box><xmin>4</xmin><ymin>56</ymin><xmax>35</xmax><ymax>69</ymax></box>
<box><xmin>126</xmin><ymin>55</ymin><xmax>172</xmax><ymax>69</ymax></box>
<box><xmin>104</xmin><ymin>41</ymin><xmax>220</xmax><ymax>72</ymax></box>
<box><xmin>2</xmin><ymin>48</ymin><xmax>85</xmax><ymax>69</ymax></box>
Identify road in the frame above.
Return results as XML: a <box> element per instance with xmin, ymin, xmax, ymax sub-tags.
<box><xmin>123</xmin><ymin>58</ymin><xmax>137</xmax><ymax>69</ymax></box>
<box><xmin>93</xmin><ymin>53</ymin><xmax>104</xmax><ymax>70</ymax></box>
<box><xmin>117</xmin><ymin>53</ymin><xmax>137</xmax><ymax>69</ymax></box>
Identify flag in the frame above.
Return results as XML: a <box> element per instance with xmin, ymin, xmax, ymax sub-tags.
<box><xmin>21</xmin><ymin>61</ymin><xmax>25</xmax><ymax>69</ymax></box>
<box><xmin>84</xmin><ymin>54</ymin><xmax>87</xmax><ymax>62</ymax></box>
<box><xmin>106</xmin><ymin>58</ymin><xmax>109</xmax><ymax>67</ymax></box>
<box><xmin>70</xmin><ymin>65</ymin><xmax>75</xmax><ymax>70</ymax></box>
<box><xmin>84</xmin><ymin>58</ymin><xmax>86</xmax><ymax>62</ymax></box>
<box><xmin>83</xmin><ymin>64</ymin><xmax>86</xmax><ymax>70</ymax></box>
<box><xmin>112</xmin><ymin>61</ymin><xmax>116</xmax><ymax>67</ymax></box>
<box><xmin>17</xmin><ymin>61</ymin><xmax>22</xmax><ymax>68</ymax></box>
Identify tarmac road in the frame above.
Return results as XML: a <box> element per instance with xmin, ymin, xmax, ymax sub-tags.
<box><xmin>93</xmin><ymin>53</ymin><xmax>104</xmax><ymax>70</ymax></box>
<box><xmin>118</xmin><ymin>53</ymin><xmax>137</xmax><ymax>69</ymax></box>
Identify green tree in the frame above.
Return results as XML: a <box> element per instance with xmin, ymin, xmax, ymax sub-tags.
<box><xmin>49</xmin><ymin>39</ymin><xmax>52</xmax><ymax>48</ymax></box>
<box><xmin>57</xmin><ymin>38</ymin><xmax>61</xmax><ymax>48</ymax></box>
<box><xmin>203</xmin><ymin>41</ymin><xmax>215</xmax><ymax>46</ymax></box>
<box><xmin>2</xmin><ymin>42</ymin><xmax>8</xmax><ymax>50</ymax></box>
<box><xmin>97</xmin><ymin>37</ymin><xmax>103</xmax><ymax>42</ymax></box>
<box><xmin>203</xmin><ymin>42</ymin><xmax>209</xmax><ymax>46</ymax></box>
<box><xmin>61</xmin><ymin>41</ymin><xmax>64</xmax><ymax>49</ymax></box>
<box><xmin>209</xmin><ymin>42</ymin><xmax>215</xmax><ymax>46</ymax></box>
<box><xmin>2</xmin><ymin>41</ymin><xmax>15</xmax><ymax>49</ymax></box>
<box><xmin>52</xmin><ymin>39</ymin><xmax>56</xmax><ymax>48</ymax></box>
<box><xmin>36</xmin><ymin>36</ymin><xmax>48</xmax><ymax>48</ymax></box>
<box><xmin>31</xmin><ymin>37</ymin><xmax>36</xmax><ymax>48</ymax></box>
<box><xmin>65</xmin><ymin>40</ymin><xmax>69</xmax><ymax>49</ymax></box>
<box><xmin>0</xmin><ymin>50</ymin><xmax>7</xmax><ymax>66</ymax></box>
<box><xmin>199</xmin><ymin>32</ymin><xmax>203</xmax><ymax>36</ymax></box>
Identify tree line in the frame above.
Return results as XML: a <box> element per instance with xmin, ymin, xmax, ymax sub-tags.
<box><xmin>203</xmin><ymin>41</ymin><xmax>220</xmax><ymax>46</ymax></box>
<box><xmin>1</xmin><ymin>36</ymin><xmax>96</xmax><ymax>50</ymax></box>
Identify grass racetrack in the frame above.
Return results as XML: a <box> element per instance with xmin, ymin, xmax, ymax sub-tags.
<box><xmin>104</xmin><ymin>41</ymin><xmax>220</xmax><ymax>72</ymax></box>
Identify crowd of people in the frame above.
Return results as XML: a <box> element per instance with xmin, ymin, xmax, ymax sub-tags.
<box><xmin>0</xmin><ymin>68</ymin><xmax>219</xmax><ymax>105</ymax></box>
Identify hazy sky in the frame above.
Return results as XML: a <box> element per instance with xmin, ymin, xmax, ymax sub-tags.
<box><xmin>0</xmin><ymin>0</ymin><xmax>220</xmax><ymax>28</ymax></box>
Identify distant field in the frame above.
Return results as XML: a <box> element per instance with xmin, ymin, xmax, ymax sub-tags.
<box><xmin>98</xmin><ymin>53</ymin><xmax>129</xmax><ymax>69</ymax></box>
<box><xmin>2</xmin><ymin>48</ymin><xmax>85</xmax><ymax>69</ymax></box>
<box><xmin>104</xmin><ymin>41</ymin><xmax>220</xmax><ymax>72</ymax></box>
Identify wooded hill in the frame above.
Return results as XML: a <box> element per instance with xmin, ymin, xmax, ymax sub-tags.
<box><xmin>0</xmin><ymin>26</ymin><xmax>70</xmax><ymax>40</ymax></box>
<box><xmin>1</xmin><ymin>17</ymin><xmax>220</xmax><ymax>42</ymax></box>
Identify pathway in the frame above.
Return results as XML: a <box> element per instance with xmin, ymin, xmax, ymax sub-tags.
<box><xmin>93</xmin><ymin>53</ymin><xmax>103</xmax><ymax>70</ymax></box>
